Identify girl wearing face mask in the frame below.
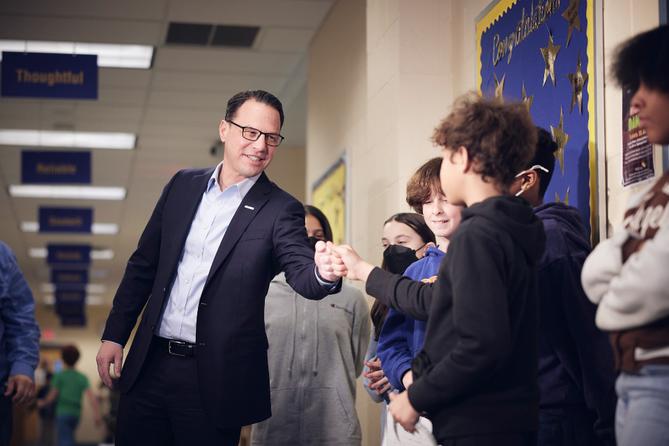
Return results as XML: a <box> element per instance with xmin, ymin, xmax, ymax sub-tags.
<box><xmin>251</xmin><ymin>205</ymin><xmax>371</xmax><ymax>446</ymax></box>
<box><xmin>362</xmin><ymin>212</ymin><xmax>435</xmax><ymax>444</ymax></box>
<box><xmin>376</xmin><ymin>158</ymin><xmax>463</xmax><ymax>445</ymax></box>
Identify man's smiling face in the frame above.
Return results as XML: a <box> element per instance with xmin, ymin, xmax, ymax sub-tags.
<box><xmin>219</xmin><ymin>99</ymin><xmax>281</xmax><ymax>183</ymax></box>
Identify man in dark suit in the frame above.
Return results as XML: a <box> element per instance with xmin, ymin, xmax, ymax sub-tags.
<box><xmin>95</xmin><ymin>90</ymin><xmax>340</xmax><ymax>446</ymax></box>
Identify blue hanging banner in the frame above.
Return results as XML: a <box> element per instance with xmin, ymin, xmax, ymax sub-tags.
<box><xmin>1</xmin><ymin>51</ymin><xmax>98</xmax><ymax>99</ymax></box>
<box><xmin>39</xmin><ymin>207</ymin><xmax>93</xmax><ymax>233</ymax></box>
<box><xmin>59</xmin><ymin>314</ymin><xmax>87</xmax><ymax>327</ymax></box>
<box><xmin>55</xmin><ymin>288</ymin><xmax>86</xmax><ymax>318</ymax></box>
<box><xmin>47</xmin><ymin>244</ymin><xmax>91</xmax><ymax>265</ymax></box>
<box><xmin>51</xmin><ymin>269</ymin><xmax>89</xmax><ymax>287</ymax></box>
<box><xmin>22</xmin><ymin>151</ymin><xmax>91</xmax><ymax>184</ymax></box>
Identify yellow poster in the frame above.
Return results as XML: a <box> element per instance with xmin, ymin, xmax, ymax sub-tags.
<box><xmin>312</xmin><ymin>158</ymin><xmax>346</xmax><ymax>244</ymax></box>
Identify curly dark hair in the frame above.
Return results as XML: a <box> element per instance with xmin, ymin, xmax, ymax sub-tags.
<box><xmin>611</xmin><ymin>25</ymin><xmax>669</xmax><ymax>94</ymax></box>
<box><xmin>432</xmin><ymin>93</ymin><xmax>537</xmax><ymax>191</ymax></box>
<box><xmin>406</xmin><ymin>157</ymin><xmax>443</xmax><ymax>214</ymax></box>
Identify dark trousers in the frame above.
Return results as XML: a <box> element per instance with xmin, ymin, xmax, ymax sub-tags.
<box><xmin>538</xmin><ymin>407</ymin><xmax>601</xmax><ymax>446</ymax></box>
<box><xmin>441</xmin><ymin>432</ymin><xmax>536</xmax><ymax>446</ymax></box>
<box><xmin>0</xmin><ymin>391</ymin><xmax>11</xmax><ymax>446</ymax></box>
<box><xmin>116</xmin><ymin>338</ymin><xmax>241</xmax><ymax>446</ymax></box>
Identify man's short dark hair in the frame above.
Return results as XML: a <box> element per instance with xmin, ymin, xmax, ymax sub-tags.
<box><xmin>406</xmin><ymin>157</ymin><xmax>443</xmax><ymax>214</ymax></box>
<box><xmin>432</xmin><ymin>93</ymin><xmax>537</xmax><ymax>191</ymax></box>
<box><xmin>225</xmin><ymin>90</ymin><xmax>285</xmax><ymax>128</ymax></box>
<box><xmin>528</xmin><ymin>127</ymin><xmax>558</xmax><ymax>198</ymax></box>
<box><xmin>304</xmin><ymin>205</ymin><xmax>333</xmax><ymax>242</ymax></box>
<box><xmin>61</xmin><ymin>345</ymin><xmax>80</xmax><ymax>367</ymax></box>
<box><xmin>611</xmin><ymin>25</ymin><xmax>669</xmax><ymax>94</ymax></box>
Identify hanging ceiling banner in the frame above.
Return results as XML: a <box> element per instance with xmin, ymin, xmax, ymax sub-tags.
<box><xmin>1</xmin><ymin>51</ymin><xmax>98</xmax><ymax>99</ymax></box>
<box><xmin>39</xmin><ymin>207</ymin><xmax>93</xmax><ymax>233</ymax></box>
<box><xmin>47</xmin><ymin>244</ymin><xmax>91</xmax><ymax>266</ymax></box>
<box><xmin>22</xmin><ymin>151</ymin><xmax>91</xmax><ymax>184</ymax></box>
<box><xmin>51</xmin><ymin>268</ymin><xmax>89</xmax><ymax>288</ymax></box>
<box><xmin>59</xmin><ymin>314</ymin><xmax>87</xmax><ymax>327</ymax></box>
<box><xmin>55</xmin><ymin>289</ymin><xmax>86</xmax><ymax>321</ymax></box>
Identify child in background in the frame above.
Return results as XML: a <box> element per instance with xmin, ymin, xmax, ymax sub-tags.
<box><xmin>377</xmin><ymin>157</ymin><xmax>463</xmax><ymax>445</ymax></box>
<box><xmin>362</xmin><ymin>213</ymin><xmax>434</xmax><ymax>444</ymax></box>
<box><xmin>510</xmin><ymin>128</ymin><xmax>617</xmax><ymax>446</ymax></box>
<box><xmin>251</xmin><ymin>205</ymin><xmax>370</xmax><ymax>446</ymax></box>
<box><xmin>38</xmin><ymin>345</ymin><xmax>101</xmax><ymax>446</ymax></box>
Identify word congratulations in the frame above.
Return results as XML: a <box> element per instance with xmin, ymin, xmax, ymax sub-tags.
<box><xmin>492</xmin><ymin>0</ymin><xmax>561</xmax><ymax>66</ymax></box>
<box><xmin>14</xmin><ymin>69</ymin><xmax>85</xmax><ymax>87</ymax></box>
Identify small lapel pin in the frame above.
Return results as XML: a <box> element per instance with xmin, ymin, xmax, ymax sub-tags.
<box><xmin>244</xmin><ymin>205</ymin><xmax>255</xmax><ymax>211</ymax></box>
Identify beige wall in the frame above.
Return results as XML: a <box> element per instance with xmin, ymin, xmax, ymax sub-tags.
<box><xmin>266</xmin><ymin>146</ymin><xmax>307</xmax><ymax>202</ymax></box>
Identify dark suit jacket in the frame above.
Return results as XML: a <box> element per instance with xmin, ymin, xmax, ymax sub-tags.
<box><xmin>102</xmin><ymin>167</ymin><xmax>334</xmax><ymax>428</ymax></box>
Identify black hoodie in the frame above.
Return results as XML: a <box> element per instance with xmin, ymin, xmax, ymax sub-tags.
<box><xmin>534</xmin><ymin>202</ymin><xmax>617</xmax><ymax>445</ymax></box>
<box><xmin>367</xmin><ymin>195</ymin><xmax>546</xmax><ymax>441</ymax></box>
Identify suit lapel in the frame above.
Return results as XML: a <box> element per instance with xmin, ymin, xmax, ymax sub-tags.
<box><xmin>203</xmin><ymin>172</ymin><xmax>274</xmax><ymax>292</ymax></box>
<box><xmin>161</xmin><ymin>169</ymin><xmax>214</xmax><ymax>286</ymax></box>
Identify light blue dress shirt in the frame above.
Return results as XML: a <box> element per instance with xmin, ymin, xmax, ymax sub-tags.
<box><xmin>157</xmin><ymin>163</ymin><xmax>260</xmax><ymax>343</ymax></box>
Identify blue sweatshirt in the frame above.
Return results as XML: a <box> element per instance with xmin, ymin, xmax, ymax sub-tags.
<box><xmin>534</xmin><ymin>203</ymin><xmax>617</xmax><ymax>445</ymax></box>
<box><xmin>376</xmin><ymin>246</ymin><xmax>445</xmax><ymax>390</ymax></box>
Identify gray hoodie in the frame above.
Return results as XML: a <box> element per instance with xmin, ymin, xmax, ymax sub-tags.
<box><xmin>251</xmin><ymin>273</ymin><xmax>371</xmax><ymax>446</ymax></box>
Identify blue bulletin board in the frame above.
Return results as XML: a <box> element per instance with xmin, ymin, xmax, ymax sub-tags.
<box><xmin>476</xmin><ymin>0</ymin><xmax>597</xmax><ymax>237</ymax></box>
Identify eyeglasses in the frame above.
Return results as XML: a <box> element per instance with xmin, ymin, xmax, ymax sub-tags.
<box><xmin>227</xmin><ymin>120</ymin><xmax>285</xmax><ymax>147</ymax></box>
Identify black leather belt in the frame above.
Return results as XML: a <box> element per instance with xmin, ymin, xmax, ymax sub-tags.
<box><xmin>154</xmin><ymin>336</ymin><xmax>197</xmax><ymax>357</ymax></box>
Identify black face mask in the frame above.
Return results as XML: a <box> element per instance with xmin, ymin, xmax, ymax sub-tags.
<box><xmin>383</xmin><ymin>244</ymin><xmax>420</xmax><ymax>274</ymax></box>
<box><xmin>307</xmin><ymin>236</ymin><xmax>321</xmax><ymax>251</ymax></box>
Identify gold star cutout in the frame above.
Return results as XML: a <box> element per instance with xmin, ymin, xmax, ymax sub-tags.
<box><xmin>550</xmin><ymin>107</ymin><xmax>569</xmax><ymax>174</ymax></box>
<box><xmin>555</xmin><ymin>186</ymin><xmax>570</xmax><ymax>205</ymax></box>
<box><xmin>562</xmin><ymin>0</ymin><xmax>581</xmax><ymax>47</ymax></box>
<box><xmin>494</xmin><ymin>73</ymin><xmax>505</xmax><ymax>102</ymax></box>
<box><xmin>567</xmin><ymin>54</ymin><xmax>589</xmax><ymax>114</ymax></box>
<box><xmin>540</xmin><ymin>33</ymin><xmax>561</xmax><ymax>86</ymax></box>
<box><xmin>521</xmin><ymin>82</ymin><xmax>534</xmax><ymax>112</ymax></box>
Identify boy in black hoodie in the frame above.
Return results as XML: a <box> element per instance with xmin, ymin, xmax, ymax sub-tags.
<box><xmin>510</xmin><ymin>128</ymin><xmax>617</xmax><ymax>446</ymax></box>
<box><xmin>331</xmin><ymin>93</ymin><xmax>546</xmax><ymax>445</ymax></box>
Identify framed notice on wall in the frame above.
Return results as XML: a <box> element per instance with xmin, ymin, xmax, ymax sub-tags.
<box><xmin>312</xmin><ymin>157</ymin><xmax>346</xmax><ymax>245</ymax></box>
<box><xmin>622</xmin><ymin>87</ymin><xmax>655</xmax><ymax>187</ymax></box>
<box><xmin>476</xmin><ymin>0</ymin><xmax>597</xmax><ymax>238</ymax></box>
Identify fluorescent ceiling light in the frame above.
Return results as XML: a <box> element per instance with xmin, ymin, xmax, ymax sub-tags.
<box><xmin>42</xmin><ymin>283</ymin><xmax>106</xmax><ymax>294</ymax></box>
<box><xmin>43</xmin><ymin>295</ymin><xmax>104</xmax><ymax>305</ymax></box>
<box><xmin>21</xmin><ymin>221</ymin><xmax>119</xmax><ymax>235</ymax></box>
<box><xmin>30</xmin><ymin>248</ymin><xmax>47</xmax><ymax>258</ymax></box>
<box><xmin>30</xmin><ymin>248</ymin><xmax>114</xmax><ymax>260</ymax></box>
<box><xmin>0</xmin><ymin>40</ymin><xmax>153</xmax><ymax>69</ymax></box>
<box><xmin>10</xmin><ymin>185</ymin><xmax>126</xmax><ymax>200</ymax></box>
<box><xmin>0</xmin><ymin>130</ymin><xmax>136</xmax><ymax>149</ymax></box>
<box><xmin>91</xmin><ymin>249</ymin><xmax>114</xmax><ymax>260</ymax></box>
